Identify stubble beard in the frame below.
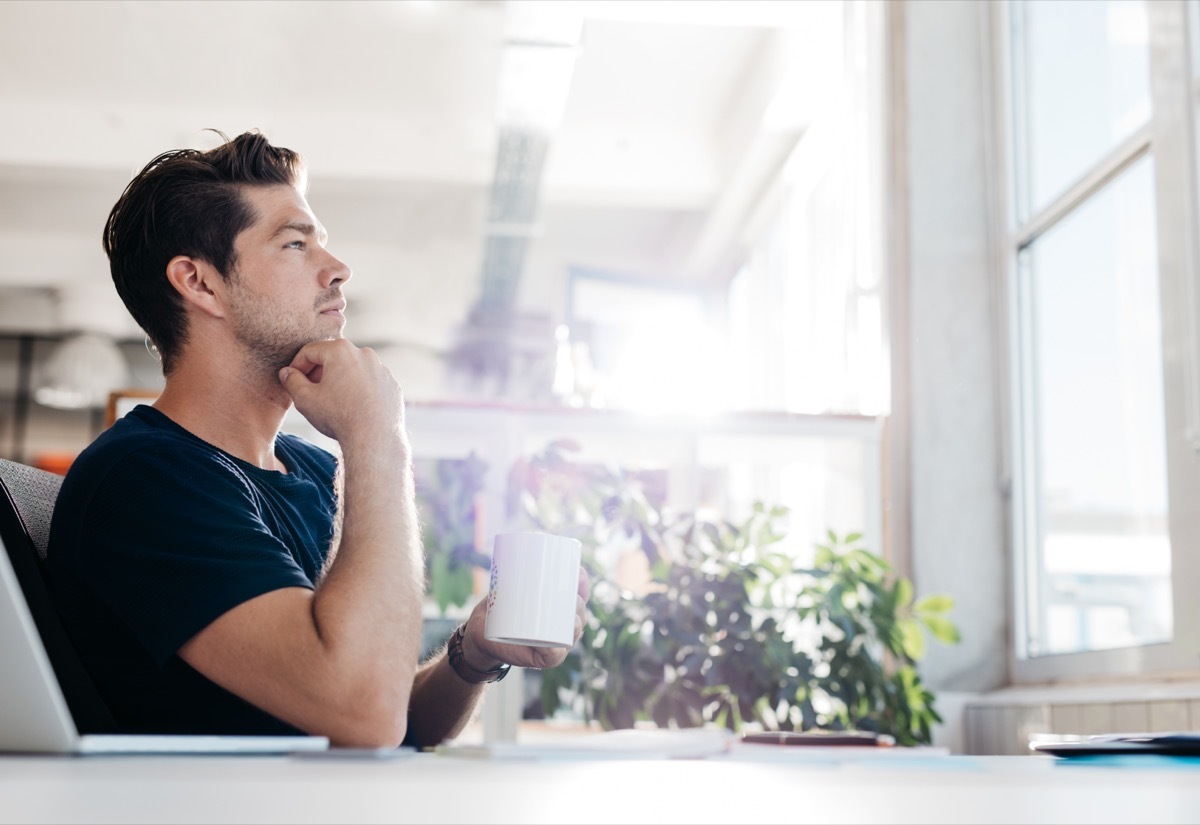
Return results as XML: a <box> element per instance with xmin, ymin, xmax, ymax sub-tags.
<box><xmin>230</xmin><ymin>288</ymin><xmax>345</xmax><ymax>377</ymax></box>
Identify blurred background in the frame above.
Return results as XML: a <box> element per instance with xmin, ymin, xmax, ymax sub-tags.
<box><xmin>0</xmin><ymin>0</ymin><xmax>885</xmax><ymax>607</ymax></box>
<box><xmin>0</xmin><ymin>0</ymin><xmax>890</xmax><ymax>742</ymax></box>
<box><xmin>5</xmin><ymin>0</ymin><xmax>1197</xmax><ymax>754</ymax></box>
<box><xmin>0</xmin><ymin>0</ymin><xmax>882</xmax><ymax>437</ymax></box>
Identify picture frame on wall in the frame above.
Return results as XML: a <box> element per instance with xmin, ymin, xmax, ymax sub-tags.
<box><xmin>104</xmin><ymin>389</ymin><xmax>160</xmax><ymax>429</ymax></box>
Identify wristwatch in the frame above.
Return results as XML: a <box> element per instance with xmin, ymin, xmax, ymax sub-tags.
<box><xmin>447</xmin><ymin>623</ymin><xmax>510</xmax><ymax>684</ymax></box>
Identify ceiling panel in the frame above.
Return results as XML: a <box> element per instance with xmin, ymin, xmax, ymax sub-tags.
<box><xmin>0</xmin><ymin>0</ymin><xmax>838</xmax><ymax>399</ymax></box>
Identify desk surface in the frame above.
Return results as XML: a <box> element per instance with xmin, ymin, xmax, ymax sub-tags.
<box><xmin>3</xmin><ymin>751</ymin><xmax>1199</xmax><ymax>824</ymax></box>
<box><xmin>2</xmin><ymin>753</ymin><xmax>1200</xmax><ymax>825</ymax></box>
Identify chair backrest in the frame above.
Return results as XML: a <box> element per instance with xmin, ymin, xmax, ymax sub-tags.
<box><xmin>0</xmin><ymin>459</ymin><xmax>63</xmax><ymax>560</ymax></box>
<box><xmin>0</xmin><ymin>458</ymin><xmax>118</xmax><ymax>732</ymax></box>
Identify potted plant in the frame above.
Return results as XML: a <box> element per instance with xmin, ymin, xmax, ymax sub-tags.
<box><xmin>512</xmin><ymin>440</ymin><xmax>959</xmax><ymax>746</ymax></box>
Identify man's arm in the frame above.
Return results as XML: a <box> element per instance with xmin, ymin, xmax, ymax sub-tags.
<box><xmin>177</xmin><ymin>340</ymin><xmax>425</xmax><ymax>748</ymax></box>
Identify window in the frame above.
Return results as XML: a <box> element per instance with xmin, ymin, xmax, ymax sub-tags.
<box><xmin>727</xmin><ymin>0</ymin><xmax>886</xmax><ymax>418</ymax></box>
<box><xmin>564</xmin><ymin>270</ymin><xmax>728</xmax><ymax>414</ymax></box>
<box><xmin>1003</xmin><ymin>0</ymin><xmax>1200</xmax><ymax>680</ymax></box>
<box><xmin>1016</xmin><ymin>156</ymin><xmax>1169</xmax><ymax>657</ymax></box>
<box><xmin>545</xmin><ymin>0</ymin><xmax>888</xmax><ymax>553</ymax></box>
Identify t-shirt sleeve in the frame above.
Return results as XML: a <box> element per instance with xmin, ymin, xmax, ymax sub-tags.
<box><xmin>73</xmin><ymin>443</ymin><xmax>315</xmax><ymax>665</ymax></box>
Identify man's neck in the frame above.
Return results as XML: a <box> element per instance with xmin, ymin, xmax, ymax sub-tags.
<box><xmin>151</xmin><ymin>357</ymin><xmax>293</xmax><ymax>473</ymax></box>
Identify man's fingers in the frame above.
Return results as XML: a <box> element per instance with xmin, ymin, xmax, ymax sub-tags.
<box><xmin>286</xmin><ymin>341</ymin><xmax>336</xmax><ymax>376</ymax></box>
<box><xmin>289</xmin><ymin>339</ymin><xmax>380</xmax><ymax>376</ymax></box>
<box><xmin>278</xmin><ymin>366</ymin><xmax>303</xmax><ymax>389</ymax></box>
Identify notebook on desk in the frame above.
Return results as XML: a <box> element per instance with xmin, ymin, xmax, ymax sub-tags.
<box><xmin>1031</xmin><ymin>732</ymin><xmax>1200</xmax><ymax>757</ymax></box>
<box><xmin>0</xmin><ymin>528</ymin><xmax>327</xmax><ymax>756</ymax></box>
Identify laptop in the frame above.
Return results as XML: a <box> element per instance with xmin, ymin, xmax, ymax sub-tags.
<box><xmin>0</xmin><ymin>529</ymin><xmax>328</xmax><ymax>755</ymax></box>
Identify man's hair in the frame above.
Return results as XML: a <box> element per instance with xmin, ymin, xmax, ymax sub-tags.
<box><xmin>102</xmin><ymin>129</ymin><xmax>304</xmax><ymax>374</ymax></box>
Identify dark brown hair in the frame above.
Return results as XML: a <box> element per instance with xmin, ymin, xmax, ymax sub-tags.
<box><xmin>101</xmin><ymin>130</ymin><xmax>304</xmax><ymax>374</ymax></box>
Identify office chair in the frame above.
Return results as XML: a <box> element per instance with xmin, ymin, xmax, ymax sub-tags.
<box><xmin>0</xmin><ymin>458</ymin><xmax>61</xmax><ymax>560</ymax></box>
<box><xmin>0</xmin><ymin>458</ymin><xmax>118</xmax><ymax>732</ymax></box>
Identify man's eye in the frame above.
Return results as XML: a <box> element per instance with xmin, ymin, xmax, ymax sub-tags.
<box><xmin>285</xmin><ymin>240</ymin><xmax>306</xmax><ymax>250</ymax></box>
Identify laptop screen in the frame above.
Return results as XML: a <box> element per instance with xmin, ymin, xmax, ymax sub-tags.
<box><xmin>0</xmin><ymin>530</ymin><xmax>80</xmax><ymax>752</ymax></box>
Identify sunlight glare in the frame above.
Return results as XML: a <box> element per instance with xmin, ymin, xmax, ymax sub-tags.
<box><xmin>606</xmin><ymin>308</ymin><xmax>730</xmax><ymax>415</ymax></box>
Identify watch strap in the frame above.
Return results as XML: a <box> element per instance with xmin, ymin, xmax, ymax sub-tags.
<box><xmin>447</xmin><ymin>623</ymin><xmax>510</xmax><ymax>684</ymax></box>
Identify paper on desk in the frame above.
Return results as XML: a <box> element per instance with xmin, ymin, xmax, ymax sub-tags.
<box><xmin>435</xmin><ymin>728</ymin><xmax>735</xmax><ymax>760</ymax></box>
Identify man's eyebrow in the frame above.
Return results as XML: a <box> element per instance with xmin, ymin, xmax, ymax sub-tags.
<box><xmin>271</xmin><ymin>221</ymin><xmax>328</xmax><ymax>243</ymax></box>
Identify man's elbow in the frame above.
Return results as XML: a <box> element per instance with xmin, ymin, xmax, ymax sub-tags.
<box><xmin>306</xmin><ymin>667</ymin><xmax>412</xmax><ymax>748</ymax></box>
<box><xmin>326</xmin><ymin>697</ymin><xmax>409</xmax><ymax>749</ymax></box>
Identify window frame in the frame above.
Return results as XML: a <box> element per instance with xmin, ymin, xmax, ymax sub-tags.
<box><xmin>998</xmin><ymin>0</ymin><xmax>1200</xmax><ymax>683</ymax></box>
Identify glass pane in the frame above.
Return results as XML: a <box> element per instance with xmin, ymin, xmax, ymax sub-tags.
<box><xmin>567</xmin><ymin>276</ymin><xmax>727</xmax><ymax>414</ymax></box>
<box><xmin>1013</xmin><ymin>0</ymin><xmax>1151</xmax><ymax>218</ymax></box>
<box><xmin>698</xmin><ymin>433</ymin><xmax>869</xmax><ymax>567</ymax></box>
<box><xmin>1020</xmin><ymin>155</ymin><xmax>1171</xmax><ymax>657</ymax></box>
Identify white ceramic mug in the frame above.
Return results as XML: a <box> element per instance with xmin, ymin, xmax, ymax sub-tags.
<box><xmin>484</xmin><ymin>531</ymin><xmax>582</xmax><ymax>648</ymax></box>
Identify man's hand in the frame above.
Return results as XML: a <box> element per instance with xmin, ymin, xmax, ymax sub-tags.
<box><xmin>278</xmin><ymin>339</ymin><xmax>404</xmax><ymax>449</ymax></box>
<box><xmin>460</xmin><ymin>566</ymin><xmax>592</xmax><ymax>671</ymax></box>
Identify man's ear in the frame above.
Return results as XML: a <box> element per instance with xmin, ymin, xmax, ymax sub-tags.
<box><xmin>165</xmin><ymin>256</ymin><xmax>227</xmax><ymax>319</ymax></box>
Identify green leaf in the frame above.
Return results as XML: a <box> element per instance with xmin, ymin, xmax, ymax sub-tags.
<box><xmin>427</xmin><ymin>552</ymin><xmax>452</xmax><ymax>614</ymax></box>
<box><xmin>898</xmin><ymin>618</ymin><xmax>925</xmax><ymax>661</ymax></box>
<box><xmin>814</xmin><ymin>545</ymin><xmax>834</xmax><ymax>567</ymax></box>
<box><xmin>914</xmin><ymin>594</ymin><xmax>955</xmax><ymax>617</ymax></box>
<box><xmin>893</xmin><ymin>577</ymin><xmax>913</xmax><ymax>610</ymax></box>
<box><xmin>922</xmin><ymin>615</ymin><xmax>961</xmax><ymax>644</ymax></box>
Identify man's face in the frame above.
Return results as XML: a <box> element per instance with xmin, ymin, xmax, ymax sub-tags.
<box><xmin>225</xmin><ymin>184</ymin><xmax>352</xmax><ymax>372</ymax></box>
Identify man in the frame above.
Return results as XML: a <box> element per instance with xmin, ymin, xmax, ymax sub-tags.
<box><xmin>45</xmin><ymin>130</ymin><xmax>588</xmax><ymax>748</ymax></box>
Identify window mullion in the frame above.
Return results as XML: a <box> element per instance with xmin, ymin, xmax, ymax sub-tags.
<box><xmin>1015</xmin><ymin>126</ymin><xmax>1152</xmax><ymax>252</ymax></box>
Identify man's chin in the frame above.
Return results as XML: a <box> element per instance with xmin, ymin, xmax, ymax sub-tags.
<box><xmin>282</xmin><ymin>332</ymin><xmax>344</xmax><ymax>363</ymax></box>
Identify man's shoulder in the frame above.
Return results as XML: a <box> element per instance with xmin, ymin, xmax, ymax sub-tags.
<box><xmin>64</xmin><ymin>406</ymin><xmax>234</xmax><ymax>490</ymax></box>
<box><xmin>48</xmin><ymin>406</ymin><xmax>248</xmax><ymax>560</ymax></box>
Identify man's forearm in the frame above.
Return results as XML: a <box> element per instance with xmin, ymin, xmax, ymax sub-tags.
<box><xmin>407</xmin><ymin>625</ymin><xmax>491</xmax><ymax>746</ymax></box>
<box><xmin>310</xmin><ymin>433</ymin><xmax>426</xmax><ymax>732</ymax></box>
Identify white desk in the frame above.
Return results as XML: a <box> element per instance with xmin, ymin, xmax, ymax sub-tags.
<box><xmin>2</xmin><ymin>752</ymin><xmax>1199</xmax><ymax>824</ymax></box>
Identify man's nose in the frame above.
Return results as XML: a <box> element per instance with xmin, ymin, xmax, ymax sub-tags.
<box><xmin>321</xmin><ymin>249</ymin><xmax>352</xmax><ymax>287</ymax></box>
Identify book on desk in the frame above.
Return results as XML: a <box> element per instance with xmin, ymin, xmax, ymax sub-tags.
<box><xmin>1031</xmin><ymin>732</ymin><xmax>1200</xmax><ymax>758</ymax></box>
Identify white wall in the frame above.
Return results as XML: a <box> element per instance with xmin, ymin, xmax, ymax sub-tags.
<box><xmin>901</xmin><ymin>0</ymin><xmax>1008</xmax><ymax>692</ymax></box>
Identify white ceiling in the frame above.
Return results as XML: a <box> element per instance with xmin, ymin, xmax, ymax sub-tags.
<box><xmin>0</xmin><ymin>0</ymin><xmax>841</xmax><ymax>393</ymax></box>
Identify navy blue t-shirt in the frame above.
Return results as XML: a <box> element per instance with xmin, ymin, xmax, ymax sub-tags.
<box><xmin>44</xmin><ymin>405</ymin><xmax>338</xmax><ymax>736</ymax></box>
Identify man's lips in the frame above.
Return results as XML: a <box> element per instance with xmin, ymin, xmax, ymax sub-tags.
<box><xmin>319</xmin><ymin>301</ymin><xmax>347</xmax><ymax>316</ymax></box>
